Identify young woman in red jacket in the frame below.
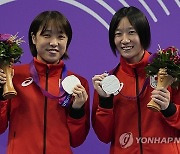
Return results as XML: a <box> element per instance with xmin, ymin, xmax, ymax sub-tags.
<box><xmin>92</xmin><ymin>6</ymin><xmax>180</xmax><ymax>154</ymax></box>
<box><xmin>0</xmin><ymin>11</ymin><xmax>90</xmax><ymax>154</ymax></box>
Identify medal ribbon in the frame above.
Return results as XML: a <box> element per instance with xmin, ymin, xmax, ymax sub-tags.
<box><xmin>30</xmin><ymin>60</ymin><xmax>71</xmax><ymax>107</ymax></box>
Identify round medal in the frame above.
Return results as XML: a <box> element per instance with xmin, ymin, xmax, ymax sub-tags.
<box><xmin>61</xmin><ymin>75</ymin><xmax>81</xmax><ymax>94</ymax></box>
<box><xmin>101</xmin><ymin>75</ymin><xmax>123</xmax><ymax>95</ymax></box>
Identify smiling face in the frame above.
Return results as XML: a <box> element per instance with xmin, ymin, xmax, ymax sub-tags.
<box><xmin>32</xmin><ymin>22</ymin><xmax>68</xmax><ymax>64</ymax></box>
<box><xmin>114</xmin><ymin>17</ymin><xmax>144</xmax><ymax>64</ymax></box>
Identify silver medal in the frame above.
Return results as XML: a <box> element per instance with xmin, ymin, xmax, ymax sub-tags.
<box><xmin>61</xmin><ymin>75</ymin><xmax>81</xmax><ymax>94</ymax></box>
<box><xmin>101</xmin><ymin>75</ymin><xmax>123</xmax><ymax>95</ymax></box>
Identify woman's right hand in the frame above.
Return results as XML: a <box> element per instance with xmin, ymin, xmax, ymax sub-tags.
<box><xmin>0</xmin><ymin>69</ymin><xmax>6</xmax><ymax>87</ymax></box>
<box><xmin>92</xmin><ymin>73</ymin><xmax>110</xmax><ymax>97</ymax></box>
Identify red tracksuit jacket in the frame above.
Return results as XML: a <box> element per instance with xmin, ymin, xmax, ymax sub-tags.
<box><xmin>92</xmin><ymin>51</ymin><xmax>180</xmax><ymax>154</ymax></box>
<box><xmin>0</xmin><ymin>58</ymin><xmax>90</xmax><ymax>154</ymax></box>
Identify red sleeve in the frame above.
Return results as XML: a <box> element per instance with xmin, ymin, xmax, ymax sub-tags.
<box><xmin>0</xmin><ymin>100</ymin><xmax>9</xmax><ymax>134</ymax></box>
<box><xmin>163</xmin><ymin>86</ymin><xmax>180</xmax><ymax>129</ymax></box>
<box><xmin>91</xmin><ymin>91</ymin><xmax>114</xmax><ymax>143</ymax></box>
<box><xmin>67</xmin><ymin>78</ymin><xmax>90</xmax><ymax>147</ymax></box>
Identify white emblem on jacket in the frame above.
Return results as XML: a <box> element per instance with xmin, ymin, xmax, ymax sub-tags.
<box><xmin>21</xmin><ymin>77</ymin><xmax>33</xmax><ymax>87</ymax></box>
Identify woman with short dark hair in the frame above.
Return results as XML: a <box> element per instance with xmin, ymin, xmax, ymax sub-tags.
<box><xmin>0</xmin><ymin>10</ymin><xmax>90</xmax><ymax>154</ymax></box>
<box><xmin>92</xmin><ymin>6</ymin><xmax>180</xmax><ymax>154</ymax></box>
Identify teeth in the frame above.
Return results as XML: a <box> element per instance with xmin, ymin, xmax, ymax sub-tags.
<box><xmin>122</xmin><ymin>46</ymin><xmax>132</xmax><ymax>50</ymax></box>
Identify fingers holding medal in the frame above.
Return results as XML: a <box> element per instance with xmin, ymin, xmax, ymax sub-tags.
<box><xmin>61</xmin><ymin>75</ymin><xmax>88</xmax><ymax>109</ymax></box>
<box><xmin>92</xmin><ymin>72</ymin><xmax>123</xmax><ymax>97</ymax></box>
<box><xmin>92</xmin><ymin>73</ymin><xmax>110</xmax><ymax>97</ymax></box>
<box><xmin>72</xmin><ymin>84</ymin><xmax>88</xmax><ymax>109</ymax></box>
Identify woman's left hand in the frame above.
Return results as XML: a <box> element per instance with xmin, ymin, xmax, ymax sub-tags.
<box><xmin>71</xmin><ymin>84</ymin><xmax>88</xmax><ymax>109</ymax></box>
<box><xmin>151</xmin><ymin>87</ymin><xmax>170</xmax><ymax>110</ymax></box>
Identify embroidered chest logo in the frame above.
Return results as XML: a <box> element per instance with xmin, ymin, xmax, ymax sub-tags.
<box><xmin>119</xmin><ymin>132</ymin><xmax>133</xmax><ymax>148</ymax></box>
<box><xmin>21</xmin><ymin>77</ymin><xmax>33</xmax><ymax>87</ymax></box>
<box><xmin>150</xmin><ymin>75</ymin><xmax>157</xmax><ymax>88</ymax></box>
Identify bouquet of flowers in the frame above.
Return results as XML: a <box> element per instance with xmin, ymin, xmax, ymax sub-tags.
<box><xmin>145</xmin><ymin>46</ymin><xmax>180</xmax><ymax>111</ymax></box>
<box><xmin>0</xmin><ymin>33</ymin><xmax>24</xmax><ymax>99</ymax></box>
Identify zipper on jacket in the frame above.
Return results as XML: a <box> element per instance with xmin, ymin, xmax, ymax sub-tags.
<box><xmin>134</xmin><ymin>68</ymin><xmax>143</xmax><ymax>154</ymax></box>
<box><xmin>43</xmin><ymin>67</ymin><xmax>49</xmax><ymax>154</ymax></box>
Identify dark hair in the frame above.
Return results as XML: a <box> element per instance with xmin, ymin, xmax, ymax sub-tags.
<box><xmin>28</xmin><ymin>11</ymin><xmax>72</xmax><ymax>59</ymax></box>
<box><xmin>109</xmin><ymin>6</ymin><xmax>151</xmax><ymax>56</ymax></box>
